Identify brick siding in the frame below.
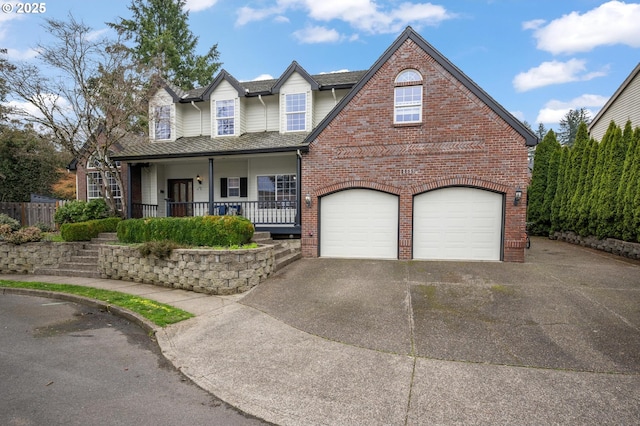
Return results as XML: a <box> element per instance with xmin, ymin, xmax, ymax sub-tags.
<box><xmin>301</xmin><ymin>38</ymin><xmax>529</xmax><ymax>262</ymax></box>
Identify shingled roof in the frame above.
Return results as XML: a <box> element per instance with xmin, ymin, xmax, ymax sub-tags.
<box><xmin>111</xmin><ymin>131</ymin><xmax>308</xmax><ymax>161</ymax></box>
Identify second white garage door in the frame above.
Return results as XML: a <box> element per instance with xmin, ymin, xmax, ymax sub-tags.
<box><xmin>413</xmin><ymin>187</ymin><xmax>503</xmax><ymax>261</ymax></box>
<box><xmin>320</xmin><ymin>189</ymin><xmax>398</xmax><ymax>259</ymax></box>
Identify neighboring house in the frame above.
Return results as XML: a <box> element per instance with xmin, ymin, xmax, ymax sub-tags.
<box><xmin>108</xmin><ymin>26</ymin><xmax>535</xmax><ymax>262</ymax></box>
<box><xmin>589</xmin><ymin>62</ymin><xmax>640</xmax><ymax>141</ymax></box>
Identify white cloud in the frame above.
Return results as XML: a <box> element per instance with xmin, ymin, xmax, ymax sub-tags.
<box><xmin>511</xmin><ymin>110</ymin><xmax>525</xmax><ymax>121</ymax></box>
<box><xmin>293</xmin><ymin>25</ymin><xmax>341</xmax><ymax>44</ymax></box>
<box><xmin>252</xmin><ymin>74</ymin><xmax>274</xmax><ymax>81</ymax></box>
<box><xmin>522</xmin><ymin>19</ymin><xmax>545</xmax><ymax>31</ymax></box>
<box><xmin>6</xmin><ymin>47</ymin><xmax>40</xmax><ymax>60</ymax></box>
<box><xmin>185</xmin><ymin>0</ymin><xmax>218</xmax><ymax>12</ymax></box>
<box><xmin>236</xmin><ymin>0</ymin><xmax>455</xmax><ymax>35</ymax></box>
<box><xmin>529</xmin><ymin>1</ymin><xmax>640</xmax><ymax>54</ymax></box>
<box><xmin>513</xmin><ymin>59</ymin><xmax>607</xmax><ymax>92</ymax></box>
<box><xmin>536</xmin><ymin>94</ymin><xmax>608</xmax><ymax>124</ymax></box>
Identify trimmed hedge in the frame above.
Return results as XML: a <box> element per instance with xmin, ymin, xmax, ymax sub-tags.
<box><xmin>60</xmin><ymin>217</ymin><xmax>122</xmax><ymax>242</ymax></box>
<box><xmin>117</xmin><ymin>216</ymin><xmax>254</xmax><ymax>247</ymax></box>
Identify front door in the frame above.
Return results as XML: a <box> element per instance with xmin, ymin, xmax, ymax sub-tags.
<box><xmin>168</xmin><ymin>179</ymin><xmax>193</xmax><ymax>217</ymax></box>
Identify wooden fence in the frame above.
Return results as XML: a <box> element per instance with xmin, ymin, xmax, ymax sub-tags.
<box><xmin>0</xmin><ymin>201</ymin><xmax>67</xmax><ymax>229</ymax></box>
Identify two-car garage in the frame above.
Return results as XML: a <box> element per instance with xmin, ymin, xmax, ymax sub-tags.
<box><xmin>320</xmin><ymin>187</ymin><xmax>504</xmax><ymax>261</ymax></box>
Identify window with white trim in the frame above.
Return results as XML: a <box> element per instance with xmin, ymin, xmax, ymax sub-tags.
<box><xmin>227</xmin><ymin>177</ymin><xmax>240</xmax><ymax>197</ymax></box>
<box><xmin>394</xmin><ymin>69</ymin><xmax>423</xmax><ymax>124</ymax></box>
<box><xmin>86</xmin><ymin>153</ymin><xmax>122</xmax><ymax>211</ymax></box>
<box><xmin>154</xmin><ymin>105</ymin><xmax>171</xmax><ymax>139</ymax></box>
<box><xmin>216</xmin><ymin>99</ymin><xmax>235</xmax><ymax>136</ymax></box>
<box><xmin>257</xmin><ymin>174</ymin><xmax>296</xmax><ymax>208</ymax></box>
<box><xmin>285</xmin><ymin>93</ymin><xmax>306</xmax><ymax>131</ymax></box>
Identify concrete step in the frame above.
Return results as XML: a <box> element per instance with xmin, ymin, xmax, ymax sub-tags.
<box><xmin>275</xmin><ymin>251</ymin><xmax>302</xmax><ymax>270</ymax></box>
<box><xmin>91</xmin><ymin>232</ymin><xmax>118</xmax><ymax>244</ymax></box>
<box><xmin>33</xmin><ymin>268</ymin><xmax>101</xmax><ymax>279</ymax></box>
<box><xmin>252</xmin><ymin>231</ymin><xmax>272</xmax><ymax>244</ymax></box>
<box><xmin>59</xmin><ymin>262</ymin><xmax>99</xmax><ymax>271</ymax></box>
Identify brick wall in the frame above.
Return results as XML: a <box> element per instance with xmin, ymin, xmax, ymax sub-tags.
<box><xmin>302</xmin><ymin>38</ymin><xmax>529</xmax><ymax>262</ymax></box>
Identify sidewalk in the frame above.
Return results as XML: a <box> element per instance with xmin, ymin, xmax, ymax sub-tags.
<box><xmin>3</xmin><ymin>238</ymin><xmax>640</xmax><ymax>425</ymax></box>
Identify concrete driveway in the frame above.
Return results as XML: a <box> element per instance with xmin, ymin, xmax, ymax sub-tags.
<box><xmin>242</xmin><ymin>237</ymin><xmax>640</xmax><ymax>374</ymax></box>
<box><xmin>158</xmin><ymin>237</ymin><xmax>640</xmax><ymax>425</ymax></box>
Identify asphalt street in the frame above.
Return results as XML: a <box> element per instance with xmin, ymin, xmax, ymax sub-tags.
<box><xmin>0</xmin><ymin>293</ymin><xmax>270</xmax><ymax>426</ymax></box>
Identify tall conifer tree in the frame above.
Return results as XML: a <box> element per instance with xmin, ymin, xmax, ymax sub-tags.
<box><xmin>109</xmin><ymin>0</ymin><xmax>221</xmax><ymax>89</ymax></box>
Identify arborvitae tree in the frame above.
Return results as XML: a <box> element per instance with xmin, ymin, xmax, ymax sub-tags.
<box><xmin>542</xmin><ymin>141</ymin><xmax>561</xmax><ymax>234</ymax></box>
<box><xmin>623</xmin><ymin>127</ymin><xmax>640</xmax><ymax>242</ymax></box>
<box><xmin>593</xmin><ymin>122</ymin><xmax>626</xmax><ymax>239</ymax></box>
<box><xmin>556</xmin><ymin>146</ymin><xmax>574</xmax><ymax>230</ymax></box>
<box><xmin>109</xmin><ymin>0</ymin><xmax>221</xmax><ymax>89</ymax></box>
<box><xmin>575</xmin><ymin>137</ymin><xmax>598</xmax><ymax>236</ymax></box>
<box><xmin>565</xmin><ymin>122</ymin><xmax>590</xmax><ymax>231</ymax></box>
<box><xmin>527</xmin><ymin>130</ymin><xmax>560</xmax><ymax>235</ymax></box>
<box><xmin>615</xmin><ymin>121</ymin><xmax>635</xmax><ymax>237</ymax></box>
<box><xmin>550</xmin><ymin>147</ymin><xmax>568</xmax><ymax>233</ymax></box>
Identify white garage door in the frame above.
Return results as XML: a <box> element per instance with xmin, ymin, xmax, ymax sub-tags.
<box><xmin>321</xmin><ymin>189</ymin><xmax>398</xmax><ymax>259</ymax></box>
<box><xmin>413</xmin><ymin>187</ymin><xmax>503</xmax><ymax>261</ymax></box>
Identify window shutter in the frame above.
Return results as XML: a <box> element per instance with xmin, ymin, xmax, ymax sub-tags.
<box><xmin>220</xmin><ymin>178</ymin><xmax>228</xmax><ymax>198</ymax></box>
<box><xmin>240</xmin><ymin>177</ymin><xmax>248</xmax><ymax>198</ymax></box>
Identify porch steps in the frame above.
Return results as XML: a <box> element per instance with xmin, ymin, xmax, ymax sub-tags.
<box><xmin>33</xmin><ymin>233</ymin><xmax>117</xmax><ymax>279</ymax></box>
<box><xmin>252</xmin><ymin>231</ymin><xmax>301</xmax><ymax>270</ymax></box>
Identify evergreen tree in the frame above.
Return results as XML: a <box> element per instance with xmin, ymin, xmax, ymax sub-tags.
<box><xmin>575</xmin><ymin>137</ymin><xmax>598</xmax><ymax>236</ymax></box>
<box><xmin>623</xmin><ymin>127</ymin><xmax>640</xmax><ymax>242</ymax></box>
<box><xmin>615</xmin><ymin>121</ymin><xmax>635</xmax><ymax>238</ymax></box>
<box><xmin>550</xmin><ymin>147</ymin><xmax>568</xmax><ymax>233</ymax></box>
<box><xmin>558</xmin><ymin>108</ymin><xmax>591</xmax><ymax>147</ymax></box>
<box><xmin>591</xmin><ymin>122</ymin><xmax>626</xmax><ymax>239</ymax></box>
<box><xmin>109</xmin><ymin>0</ymin><xmax>221</xmax><ymax>89</ymax></box>
<box><xmin>565</xmin><ymin>122</ymin><xmax>590</xmax><ymax>231</ymax></box>
<box><xmin>542</xmin><ymin>141</ymin><xmax>561</xmax><ymax>234</ymax></box>
<box><xmin>527</xmin><ymin>130</ymin><xmax>560</xmax><ymax>235</ymax></box>
<box><xmin>556</xmin><ymin>146</ymin><xmax>573</xmax><ymax>230</ymax></box>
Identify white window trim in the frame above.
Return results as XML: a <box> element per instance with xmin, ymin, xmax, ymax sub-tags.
<box><xmin>227</xmin><ymin>176</ymin><xmax>240</xmax><ymax>197</ymax></box>
<box><xmin>284</xmin><ymin>93</ymin><xmax>307</xmax><ymax>132</ymax></box>
<box><xmin>154</xmin><ymin>105</ymin><xmax>172</xmax><ymax>140</ymax></box>
<box><xmin>215</xmin><ymin>99</ymin><xmax>236</xmax><ymax>136</ymax></box>
<box><xmin>394</xmin><ymin>69</ymin><xmax>423</xmax><ymax>125</ymax></box>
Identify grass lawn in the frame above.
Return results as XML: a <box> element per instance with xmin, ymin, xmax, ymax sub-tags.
<box><xmin>0</xmin><ymin>280</ymin><xmax>194</xmax><ymax>327</ymax></box>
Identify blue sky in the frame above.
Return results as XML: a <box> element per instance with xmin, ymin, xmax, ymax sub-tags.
<box><xmin>1</xmin><ymin>0</ymin><xmax>639</xmax><ymax>130</ymax></box>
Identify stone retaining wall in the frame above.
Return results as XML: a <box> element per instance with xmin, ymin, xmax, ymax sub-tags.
<box><xmin>98</xmin><ymin>244</ymin><xmax>276</xmax><ymax>295</ymax></box>
<box><xmin>0</xmin><ymin>241</ymin><xmax>79</xmax><ymax>274</ymax></box>
<box><xmin>552</xmin><ymin>231</ymin><xmax>640</xmax><ymax>260</ymax></box>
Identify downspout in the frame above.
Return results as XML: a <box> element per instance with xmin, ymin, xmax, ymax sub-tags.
<box><xmin>332</xmin><ymin>88</ymin><xmax>337</xmax><ymax>106</ymax></box>
<box><xmin>190</xmin><ymin>101</ymin><xmax>202</xmax><ymax>135</ymax></box>
<box><xmin>258</xmin><ymin>95</ymin><xmax>267</xmax><ymax>131</ymax></box>
<box><xmin>295</xmin><ymin>149</ymin><xmax>302</xmax><ymax>227</ymax></box>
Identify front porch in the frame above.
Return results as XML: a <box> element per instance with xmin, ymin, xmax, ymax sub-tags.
<box><xmin>131</xmin><ymin>199</ymin><xmax>300</xmax><ymax>235</ymax></box>
<box><xmin>124</xmin><ymin>152</ymin><xmax>302</xmax><ymax>236</ymax></box>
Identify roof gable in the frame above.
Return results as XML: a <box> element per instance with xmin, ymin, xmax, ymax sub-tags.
<box><xmin>304</xmin><ymin>26</ymin><xmax>538</xmax><ymax>147</ymax></box>
<box><xmin>201</xmin><ymin>69</ymin><xmax>246</xmax><ymax>99</ymax></box>
<box><xmin>273</xmin><ymin>61</ymin><xmax>319</xmax><ymax>93</ymax></box>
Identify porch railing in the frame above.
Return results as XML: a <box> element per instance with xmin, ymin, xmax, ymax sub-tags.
<box><xmin>161</xmin><ymin>200</ymin><xmax>298</xmax><ymax>225</ymax></box>
<box><xmin>132</xmin><ymin>203</ymin><xmax>158</xmax><ymax>218</ymax></box>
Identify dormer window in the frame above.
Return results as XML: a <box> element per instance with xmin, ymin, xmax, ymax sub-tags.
<box><xmin>394</xmin><ymin>69</ymin><xmax>423</xmax><ymax>124</ymax></box>
<box><xmin>154</xmin><ymin>105</ymin><xmax>171</xmax><ymax>139</ymax></box>
<box><xmin>216</xmin><ymin>99</ymin><xmax>235</xmax><ymax>136</ymax></box>
<box><xmin>285</xmin><ymin>93</ymin><xmax>306</xmax><ymax>132</ymax></box>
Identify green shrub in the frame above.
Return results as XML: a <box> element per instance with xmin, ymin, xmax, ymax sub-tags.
<box><xmin>54</xmin><ymin>199</ymin><xmax>110</xmax><ymax>225</ymax></box>
<box><xmin>4</xmin><ymin>226</ymin><xmax>43</xmax><ymax>244</ymax></box>
<box><xmin>0</xmin><ymin>213</ymin><xmax>20</xmax><ymax>231</ymax></box>
<box><xmin>138</xmin><ymin>240</ymin><xmax>183</xmax><ymax>259</ymax></box>
<box><xmin>117</xmin><ymin>215</ymin><xmax>254</xmax><ymax>247</ymax></box>
<box><xmin>60</xmin><ymin>217</ymin><xmax>121</xmax><ymax>242</ymax></box>
<box><xmin>0</xmin><ymin>224</ymin><xmax>13</xmax><ymax>240</ymax></box>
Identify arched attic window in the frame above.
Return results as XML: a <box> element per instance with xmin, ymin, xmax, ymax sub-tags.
<box><xmin>394</xmin><ymin>69</ymin><xmax>423</xmax><ymax>124</ymax></box>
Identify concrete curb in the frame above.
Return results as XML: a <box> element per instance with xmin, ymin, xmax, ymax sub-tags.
<box><xmin>0</xmin><ymin>287</ymin><xmax>160</xmax><ymax>337</ymax></box>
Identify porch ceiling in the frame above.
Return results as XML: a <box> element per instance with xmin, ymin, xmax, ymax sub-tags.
<box><xmin>112</xmin><ymin>131</ymin><xmax>308</xmax><ymax>161</ymax></box>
